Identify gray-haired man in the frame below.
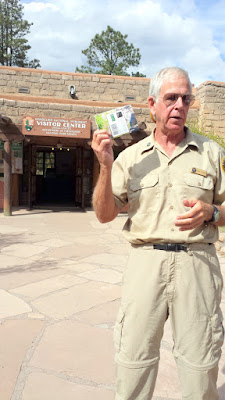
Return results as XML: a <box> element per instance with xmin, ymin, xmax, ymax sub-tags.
<box><xmin>91</xmin><ymin>67</ymin><xmax>225</xmax><ymax>399</ymax></box>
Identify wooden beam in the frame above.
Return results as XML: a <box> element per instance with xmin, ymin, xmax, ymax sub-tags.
<box><xmin>0</xmin><ymin>122</ymin><xmax>23</xmax><ymax>142</ymax></box>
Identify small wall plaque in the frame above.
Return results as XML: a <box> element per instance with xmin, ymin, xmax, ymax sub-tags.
<box><xmin>18</xmin><ymin>87</ymin><xmax>30</xmax><ymax>94</ymax></box>
<box><xmin>125</xmin><ymin>95</ymin><xmax>136</xmax><ymax>101</ymax></box>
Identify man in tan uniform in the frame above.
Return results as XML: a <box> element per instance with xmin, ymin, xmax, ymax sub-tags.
<box><xmin>91</xmin><ymin>67</ymin><xmax>225</xmax><ymax>400</ymax></box>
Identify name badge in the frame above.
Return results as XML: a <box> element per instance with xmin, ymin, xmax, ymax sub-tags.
<box><xmin>191</xmin><ymin>167</ymin><xmax>207</xmax><ymax>177</ymax></box>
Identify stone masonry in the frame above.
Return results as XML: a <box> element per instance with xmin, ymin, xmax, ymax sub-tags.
<box><xmin>0</xmin><ymin>66</ymin><xmax>225</xmax><ymax>137</ymax></box>
<box><xmin>0</xmin><ymin>66</ymin><xmax>199</xmax><ymax>134</ymax></box>
<box><xmin>0</xmin><ymin>66</ymin><xmax>149</xmax><ymax>103</ymax></box>
<box><xmin>197</xmin><ymin>81</ymin><xmax>225</xmax><ymax>136</ymax></box>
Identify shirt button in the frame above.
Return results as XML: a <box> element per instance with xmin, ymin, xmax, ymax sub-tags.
<box><xmin>198</xmin><ymin>182</ymin><xmax>201</xmax><ymax>186</ymax></box>
<box><xmin>140</xmin><ymin>183</ymin><xmax>144</xmax><ymax>187</ymax></box>
<box><xmin>171</xmin><ymin>228</ymin><xmax>174</xmax><ymax>231</ymax></box>
<box><xmin>170</xmin><ymin>206</ymin><xmax>174</xmax><ymax>209</ymax></box>
<box><xmin>168</xmin><ymin>183</ymin><xmax>173</xmax><ymax>187</ymax></box>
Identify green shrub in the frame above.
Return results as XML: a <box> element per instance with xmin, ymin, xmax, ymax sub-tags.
<box><xmin>186</xmin><ymin>118</ymin><xmax>225</xmax><ymax>150</ymax></box>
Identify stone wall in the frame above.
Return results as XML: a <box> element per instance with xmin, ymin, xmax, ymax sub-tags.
<box><xmin>1</xmin><ymin>66</ymin><xmax>225</xmax><ymax>137</ymax></box>
<box><xmin>0</xmin><ymin>66</ymin><xmax>149</xmax><ymax>104</ymax></box>
<box><xmin>0</xmin><ymin>96</ymin><xmax>199</xmax><ymax>137</ymax></box>
<box><xmin>197</xmin><ymin>81</ymin><xmax>225</xmax><ymax>137</ymax></box>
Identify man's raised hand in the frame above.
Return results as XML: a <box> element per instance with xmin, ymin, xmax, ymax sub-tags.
<box><xmin>91</xmin><ymin>129</ymin><xmax>114</xmax><ymax>167</ymax></box>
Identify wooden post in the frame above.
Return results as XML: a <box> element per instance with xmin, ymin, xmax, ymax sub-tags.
<box><xmin>81</xmin><ymin>147</ymin><xmax>85</xmax><ymax>209</ymax></box>
<box><xmin>3</xmin><ymin>140</ymin><xmax>12</xmax><ymax>216</ymax></box>
<box><xmin>28</xmin><ymin>143</ymin><xmax>32</xmax><ymax>210</ymax></box>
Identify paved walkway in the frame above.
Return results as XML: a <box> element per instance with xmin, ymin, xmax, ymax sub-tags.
<box><xmin>0</xmin><ymin>208</ymin><xmax>224</xmax><ymax>400</ymax></box>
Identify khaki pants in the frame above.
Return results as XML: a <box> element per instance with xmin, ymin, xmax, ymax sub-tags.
<box><xmin>114</xmin><ymin>243</ymin><xmax>224</xmax><ymax>400</ymax></box>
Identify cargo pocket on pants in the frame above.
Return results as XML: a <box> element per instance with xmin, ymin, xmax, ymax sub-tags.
<box><xmin>211</xmin><ymin>313</ymin><xmax>224</xmax><ymax>360</ymax></box>
<box><xmin>114</xmin><ymin>308</ymin><xmax>125</xmax><ymax>353</ymax></box>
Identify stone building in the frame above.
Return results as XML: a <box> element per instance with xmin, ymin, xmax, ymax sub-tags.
<box><xmin>0</xmin><ymin>66</ymin><xmax>224</xmax><ymax>212</ymax></box>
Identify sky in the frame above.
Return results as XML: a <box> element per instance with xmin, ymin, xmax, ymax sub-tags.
<box><xmin>21</xmin><ymin>0</ymin><xmax>225</xmax><ymax>87</ymax></box>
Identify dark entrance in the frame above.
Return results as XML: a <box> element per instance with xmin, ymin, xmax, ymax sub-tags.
<box><xmin>36</xmin><ymin>149</ymin><xmax>74</xmax><ymax>204</ymax></box>
<box><xmin>27</xmin><ymin>146</ymin><xmax>93</xmax><ymax>208</ymax></box>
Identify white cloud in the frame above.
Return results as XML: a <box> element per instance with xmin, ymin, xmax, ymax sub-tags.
<box><xmin>22</xmin><ymin>0</ymin><xmax>225</xmax><ymax>86</ymax></box>
<box><xmin>24</xmin><ymin>2</ymin><xmax>59</xmax><ymax>12</ymax></box>
<box><xmin>155</xmin><ymin>0</ymin><xmax>197</xmax><ymax>16</ymax></box>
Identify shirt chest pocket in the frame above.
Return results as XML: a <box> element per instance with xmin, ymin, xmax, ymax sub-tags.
<box><xmin>183</xmin><ymin>173</ymin><xmax>214</xmax><ymax>202</ymax></box>
<box><xmin>128</xmin><ymin>174</ymin><xmax>160</xmax><ymax>213</ymax></box>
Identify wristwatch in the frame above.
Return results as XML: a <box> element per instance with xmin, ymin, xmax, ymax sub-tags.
<box><xmin>207</xmin><ymin>205</ymin><xmax>221</xmax><ymax>223</ymax></box>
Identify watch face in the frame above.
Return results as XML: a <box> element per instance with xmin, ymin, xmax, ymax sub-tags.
<box><xmin>213</xmin><ymin>206</ymin><xmax>221</xmax><ymax>222</ymax></box>
<box><xmin>214</xmin><ymin>209</ymin><xmax>221</xmax><ymax>222</ymax></box>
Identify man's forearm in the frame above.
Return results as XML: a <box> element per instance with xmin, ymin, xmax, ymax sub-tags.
<box><xmin>92</xmin><ymin>165</ymin><xmax>119</xmax><ymax>223</ymax></box>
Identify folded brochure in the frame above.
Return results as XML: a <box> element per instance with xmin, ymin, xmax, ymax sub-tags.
<box><xmin>95</xmin><ymin>105</ymin><xmax>139</xmax><ymax>138</ymax></box>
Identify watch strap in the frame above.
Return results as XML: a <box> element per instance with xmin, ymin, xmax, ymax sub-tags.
<box><xmin>207</xmin><ymin>205</ymin><xmax>220</xmax><ymax>223</ymax></box>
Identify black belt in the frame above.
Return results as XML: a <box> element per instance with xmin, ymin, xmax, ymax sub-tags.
<box><xmin>153</xmin><ymin>243</ymin><xmax>188</xmax><ymax>252</ymax></box>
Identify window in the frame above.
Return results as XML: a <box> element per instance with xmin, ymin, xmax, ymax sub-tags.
<box><xmin>36</xmin><ymin>152</ymin><xmax>44</xmax><ymax>175</ymax></box>
<box><xmin>36</xmin><ymin>152</ymin><xmax>55</xmax><ymax>176</ymax></box>
<box><xmin>44</xmin><ymin>152</ymin><xmax>55</xmax><ymax>176</ymax></box>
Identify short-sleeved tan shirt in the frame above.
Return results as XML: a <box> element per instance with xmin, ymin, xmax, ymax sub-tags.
<box><xmin>111</xmin><ymin>127</ymin><xmax>225</xmax><ymax>244</ymax></box>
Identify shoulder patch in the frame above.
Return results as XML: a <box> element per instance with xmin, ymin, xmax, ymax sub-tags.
<box><xmin>221</xmin><ymin>156</ymin><xmax>225</xmax><ymax>173</ymax></box>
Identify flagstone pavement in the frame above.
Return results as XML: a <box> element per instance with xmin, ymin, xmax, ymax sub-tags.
<box><xmin>0</xmin><ymin>207</ymin><xmax>224</xmax><ymax>400</ymax></box>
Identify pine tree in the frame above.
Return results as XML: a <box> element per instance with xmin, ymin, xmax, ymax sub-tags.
<box><xmin>0</xmin><ymin>0</ymin><xmax>41</xmax><ymax>68</ymax></box>
<box><xmin>76</xmin><ymin>26</ymin><xmax>141</xmax><ymax>76</ymax></box>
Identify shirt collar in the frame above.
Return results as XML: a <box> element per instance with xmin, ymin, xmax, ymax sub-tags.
<box><xmin>183</xmin><ymin>126</ymin><xmax>199</xmax><ymax>149</ymax></box>
<box><xmin>140</xmin><ymin>126</ymin><xmax>199</xmax><ymax>155</ymax></box>
<box><xmin>140</xmin><ymin>131</ymin><xmax>155</xmax><ymax>154</ymax></box>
